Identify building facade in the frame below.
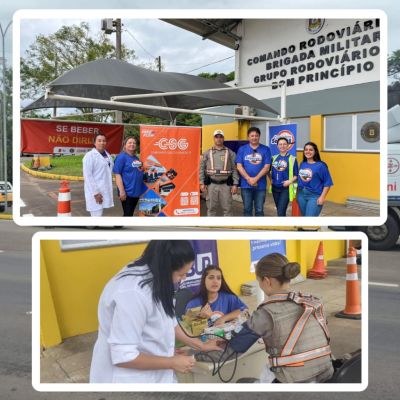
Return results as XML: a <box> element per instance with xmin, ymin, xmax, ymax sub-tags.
<box><xmin>200</xmin><ymin>18</ymin><xmax>381</xmax><ymax>204</ymax></box>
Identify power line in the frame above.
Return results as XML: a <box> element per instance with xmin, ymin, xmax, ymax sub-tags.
<box><xmin>123</xmin><ymin>28</ymin><xmax>156</xmax><ymax>60</ymax></box>
<box><xmin>121</xmin><ymin>29</ymin><xmax>234</xmax><ymax>74</ymax></box>
<box><xmin>185</xmin><ymin>55</ymin><xmax>234</xmax><ymax>74</ymax></box>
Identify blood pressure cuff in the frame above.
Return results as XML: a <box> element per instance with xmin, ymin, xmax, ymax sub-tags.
<box><xmin>228</xmin><ymin>322</ymin><xmax>260</xmax><ymax>354</ymax></box>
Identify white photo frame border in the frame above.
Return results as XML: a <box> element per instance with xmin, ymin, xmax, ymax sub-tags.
<box><xmin>13</xmin><ymin>9</ymin><xmax>388</xmax><ymax>227</ymax></box>
<box><xmin>32</xmin><ymin>230</ymin><xmax>368</xmax><ymax>392</ymax></box>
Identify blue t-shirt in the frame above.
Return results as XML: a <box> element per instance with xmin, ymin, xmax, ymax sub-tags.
<box><xmin>185</xmin><ymin>292</ymin><xmax>247</xmax><ymax>319</ymax></box>
<box><xmin>236</xmin><ymin>143</ymin><xmax>272</xmax><ymax>190</ymax></box>
<box><xmin>271</xmin><ymin>154</ymin><xmax>299</xmax><ymax>188</ymax></box>
<box><xmin>298</xmin><ymin>161</ymin><xmax>333</xmax><ymax>195</ymax></box>
<box><xmin>113</xmin><ymin>152</ymin><xmax>145</xmax><ymax>198</ymax></box>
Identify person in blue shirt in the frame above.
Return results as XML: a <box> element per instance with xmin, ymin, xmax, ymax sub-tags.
<box><xmin>269</xmin><ymin>137</ymin><xmax>299</xmax><ymax>217</ymax></box>
<box><xmin>297</xmin><ymin>142</ymin><xmax>333</xmax><ymax>216</ymax></box>
<box><xmin>185</xmin><ymin>265</ymin><xmax>248</xmax><ymax>327</ymax></box>
<box><xmin>113</xmin><ymin>137</ymin><xmax>145</xmax><ymax>216</ymax></box>
<box><xmin>236</xmin><ymin>127</ymin><xmax>272</xmax><ymax>216</ymax></box>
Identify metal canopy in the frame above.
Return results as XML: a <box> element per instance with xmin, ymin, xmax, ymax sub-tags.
<box><xmin>162</xmin><ymin>19</ymin><xmax>242</xmax><ymax>50</ymax></box>
<box><xmin>22</xmin><ymin>59</ymin><xmax>277</xmax><ymax>120</ymax></box>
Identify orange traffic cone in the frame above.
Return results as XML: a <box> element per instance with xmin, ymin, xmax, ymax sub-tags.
<box><xmin>32</xmin><ymin>155</ymin><xmax>40</xmax><ymax>170</ymax></box>
<box><xmin>307</xmin><ymin>241</ymin><xmax>328</xmax><ymax>279</ymax></box>
<box><xmin>335</xmin><ymin>247</ymin><xmax>361</xmax><ymax>320</ymax></box>
<box><xmin>291</xmin><ymin>198</ymin><xmax>301</xmax><ymax>216</ymax></box>
<box><xmin>57</xmin><ymin>181</ymin><xmax>71</xmax><ymax>217</ymax></box>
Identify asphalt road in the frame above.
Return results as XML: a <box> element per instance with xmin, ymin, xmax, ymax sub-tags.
<box><xmin>0</xmin><ymin>220</ymin><xmax>399</xmax><ymax>399</ymax></box>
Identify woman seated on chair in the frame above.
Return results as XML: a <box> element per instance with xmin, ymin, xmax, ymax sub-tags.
<box><xmin>185</xmin><ymin>265</ymin><xmax>248</xmax><ymax>326</ymax></box>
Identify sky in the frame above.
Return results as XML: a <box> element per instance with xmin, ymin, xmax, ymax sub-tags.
<box><xmin>18</xmin><ymin>18</ymin><xmax>236</xmax><ymax>75</ymax></box>
<box><xmin>1</xmin><ymin>0</ymin><xmax>399</xmax><ymax>74</ymax></box>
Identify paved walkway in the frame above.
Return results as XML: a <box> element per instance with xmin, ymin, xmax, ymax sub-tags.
<box><xmin>20</xmin><ymin>170</ymin><xmax>375</xmax><ymax>218</ymax></box>
<box><xmin>40</xmin><ymin>257</ymin><xmax>361</xmax><ymax>383</ymax></box>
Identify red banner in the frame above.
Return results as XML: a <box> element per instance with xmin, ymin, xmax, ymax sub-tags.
<box><xmin>139</xmin><ymin>125</ymin><xmax>201</xmax><ymax>217</ymax></box>
<box><xmin>21</xmin><ymin>119</ymin><xmax>124</xmax><ymax>155</ymax></box>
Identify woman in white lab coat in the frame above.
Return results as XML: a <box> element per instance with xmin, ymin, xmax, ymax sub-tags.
<box><xmin>90</xmin><ymin>240</ymin><xmax>221</xmax><ymax>383</ymax></box>
<box><xmin>82</xmin><ymin>133</ymin><xmax>114</xmax><ymax>216</ymax></box>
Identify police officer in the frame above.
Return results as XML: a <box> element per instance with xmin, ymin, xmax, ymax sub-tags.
<box><xmin>230</xmin><ymin>253</ymin><xmax>334</xmax><ymax>383</ymax></box>
<box><xmin>200</xmin><ymin>129</ymin><xmax>239</xmax><ymax>216</ymax></box>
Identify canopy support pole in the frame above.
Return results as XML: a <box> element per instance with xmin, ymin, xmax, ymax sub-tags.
<box><xmin>280</xmin><ymin>82</ymin><xmax>287</xmax><ymax>122</ymax></box>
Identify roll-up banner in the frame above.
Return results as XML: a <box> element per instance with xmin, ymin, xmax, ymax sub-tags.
<box><xmin>250</xmin><ymin>240</ymin><xmax>286</xmax><ymax>272</ymax></box>
<box><xmin>20</xmin><ymin>119</ymin><xmax>124</xmax><ymax>155</ymax></box>
<box><xmin>179</xmin><ymin>240</ymin><xmax>219</xmax><ymax>293</ymax></box>
<box><xmin>268</xmin><ymin>123</ymin><xmax>297</xmax><ymax>157</ymax></box>
<box><xmin>139</xmin><ymin>125</ymin><xmax>201</xmax><ymax>217</ymax></box>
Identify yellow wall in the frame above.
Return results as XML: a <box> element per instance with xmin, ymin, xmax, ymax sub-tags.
<box><xmin>309</xmin><ymin>115</ymin><xmax>380</xmax><ymax>203</ymax></box>
<box><xmin>201</xmin><ymin>115</ymin><xmax>380</xmax><ymax>204</ymax></box>
<box><xmin>217</xmin><ymin>239</ymin><xmax>345</xmax><ymax>293</ymax></box>
<box><xmin>40</xmin><ymin>241</ymin><xmax>147</xmax><ymax>347</ymax></box>
<box><xmin>322</xmin><ymin>152</ymin><xmax>380</xmax><ymax>202</ymax></box>
<box><xmin>201</xmin><ymin>120</ymin><xmax>250</xmax><ymax>152</ymax></box>
<box><xmin>40</xmin><ymin>250</ymin><xmax>62</xmax><ymax>348</ymax></box>
<box><xmin>40</xmin><ymin>239</ymin><xmax>345</xmax><ymax>347</ymax></box>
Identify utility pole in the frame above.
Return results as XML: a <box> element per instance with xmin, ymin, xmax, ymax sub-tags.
<box><xmin>157</xmin><ymin>56</ymin><xmax>161</xmax><ymax>72</ymax></box>
<box><xmin>114</xmin><ymin>19</ymin><xmax>122</xmax><ymax>123</ymax></box>
<box><xmin>52</xmin><ymin>52</ymin><xmax>58</xmax><ymax>118</ymax></box>
<box><xmin>0</xmin><ymin>21</ymin><xmax>12</xmax><ymax>213</ymax></box>
<box><xmin>115</xmin><ymin>19</ymin><xmax>122</xmax><ymax>60</ymax></box>
<box><xmin>101</xmin><ymin>18</ymin><xmax>123</xmax><ymax>123</ymax></box>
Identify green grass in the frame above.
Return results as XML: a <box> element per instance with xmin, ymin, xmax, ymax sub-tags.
<box><xmin>25</xmin><ymin>155</ymin><xmax>85</xmax><ymax>177</ymax></box>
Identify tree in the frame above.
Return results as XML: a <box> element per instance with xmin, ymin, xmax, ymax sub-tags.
<box><xmin>20</xmin><ymin>22</ymin><xmax>135</xmax><ymax>101</ymax></box>
<box><xmin>388</xmin><ymin>51</ymin><xmax>400</xmax><ymax>108</ymax></box>
<box><xmin>0</xmin><ymin>66</ymin><xmax>13</xmax><ymax>184</ymax></box>
<box><xmin>122</xmin><ymin>113</ymin><xmax>166</xmax><ymax>144</ymax></box>
<box><xmin>170</xmin><ymin>70</ymin><xmax>235</xmax><ymax>127</ymax></box>
<box><xmin>388</xmin><ymin>50</ymin><xmax>400</xmax><ymax>78</ymax></box>
<box><xmin>198</xmin><ymin>71</ymin><xmax>235</xmax><ymax>82</ymax></box>
<box><xmin>175</xmin><ymin>113</ymin><xmax>201</xmax><ymax>127</ymax></box>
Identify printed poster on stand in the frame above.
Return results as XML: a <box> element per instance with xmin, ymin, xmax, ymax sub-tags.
<box><xmin>139</xmin><ymin>125</ymin><xmax>201</xmax><ymax>217</ymax></box>
<box><xmin>179</xmin><ymin>240</ymin><xmax>219</xmax><ymax>293</ymax></box>
<box><xmin>268</xmin><ymin>123</ymin><xmax>297</xmax><ymax>157</ymax></box>
<box><xmin>250</xmin><ymin>240</ymin><xmax>286</xmax><ymax>272</ymax></box>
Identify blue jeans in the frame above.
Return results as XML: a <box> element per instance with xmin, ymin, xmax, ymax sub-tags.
<box><xmin>272</xmin><ymin>186</ymin><xmax>289</xmax><ymax>217</ymax></box>
<box><xmin>241</xmin><ymin>188</ymin><xmax>266</xmax><ymax>216</ymax></box>
<box><xmin>297</xmin><ymin>188</ymin><xmax>323</xmax><ymax>216</ymax></box>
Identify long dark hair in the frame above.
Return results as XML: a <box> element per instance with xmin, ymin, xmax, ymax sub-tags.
<box><xmin>255</xmin><ymin>253</ymin><xmax>300</xmax><ymax>285</ymax></box>
<box><xmin>302</xmin><ymin>141</ymin><xmax>322</xmax><ymax>163</ymax></box>
<box><xmin>192</xmin><ymin>265</ymin><xmax>236</xmax><ymax>307</ymax></box>
<box><xmin>117</xmin><ymin>240</ymin><xmax>195</xmax><ymax>318</ymax></box>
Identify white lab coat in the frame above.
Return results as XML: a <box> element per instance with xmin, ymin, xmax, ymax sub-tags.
<box><xmin>82</xmin><ymin>148</ymin><xmax>114</xmax><ymax>212</ymax></box>
<box><xmin>90</xmin><ymin>265</ymin><xmax>177</xmax><ymax>383</ymax></box>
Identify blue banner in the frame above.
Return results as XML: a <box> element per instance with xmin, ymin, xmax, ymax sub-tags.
<box><xmin>250</xmin><ymin>240</ymin><xmax>286</xmax><ymax>272</ymax></box>
<box><xmin>179</xmin><ymin>240</ymin><xmax>219</xmax><ymax>293</ymax></box>
<box><xmin>224</xmin><ymin>140</ymin><xmax>248</xmax><ymax>154</ymax></box>
<box><xmin>269</xmin><ymin>124</ymin><xmax>297</xmax><ymax>157</ymax></box>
